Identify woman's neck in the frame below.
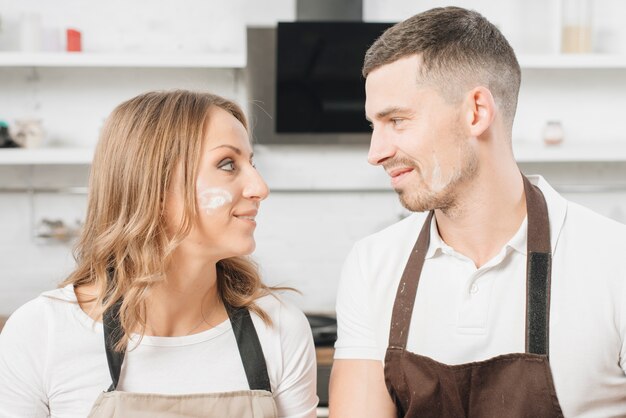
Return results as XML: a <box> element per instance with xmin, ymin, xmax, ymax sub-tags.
<box><xmin>144</xmin><ymin>252</ymin><xmax>227</xmax><ymax>336</ymax></box>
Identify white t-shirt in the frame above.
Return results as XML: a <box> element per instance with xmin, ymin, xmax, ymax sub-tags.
<box><xmin>335</xmin><ymin>175</ymin><xmax>626</xmax><ymax>417</ymax></box>
<box><xmin>0</xmin><ymin>286</ymin><xmax>318</xmax><ymax>418</ymax></box>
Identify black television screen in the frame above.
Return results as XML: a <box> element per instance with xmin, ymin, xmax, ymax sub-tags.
<box><xmin>276</xmin><ymin>22</ymin><xmax>393</xmax><ymax>134</ymax></box>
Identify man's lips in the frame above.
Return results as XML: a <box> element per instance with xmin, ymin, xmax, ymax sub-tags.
<box><xmin>387</xmin><ymin>167</ymin><xmax>415</xmax><ymax>186</ymax></box>
<box><xmin>387</xmin><ymin>167</ymin><xmax>414</xmax><ymax>178</ymax></box>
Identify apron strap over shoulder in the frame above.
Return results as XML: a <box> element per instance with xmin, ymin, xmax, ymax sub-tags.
<box><xmin>226</xmin><ymin>304</ymin><xmax>272</xmax><ymax>393</ymax></box>
<box><xmin>387</xmin><ymin>175</ymin><xmax>552</xmax><ymax>355</ymax></box>
<box><xmin>101</xmin><ymin>300</ymin><xmax>273</xmax><ymax>393</ymax></box>
<box><xmin>388</xmin><ymin>211</ymin><xmax>434</xmax><ymax>349</ymax></box>
<box><xmin>102</xmin><ymin>267</ymin><xmax>126</xmax><ymax>392</ymax></box>
<box><xmin>101</xmin><ymin>265</ymin><xmax>271</xmax><ymax>394</ymax></box>
<box><xmin>103</xmin><ymin>298</ymin><xmax>125</xmax><ymax>392</ymax></box>
<box><xmin>523</xmin><ymin>175</ymin><xmax>552</xmax><ymax>356</ymax></box>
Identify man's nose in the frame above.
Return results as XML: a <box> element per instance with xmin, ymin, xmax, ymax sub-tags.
<box><xmin>367</xmin><ymin>128</ymin><xmax>395</xmax><ymax>166</ymax></box>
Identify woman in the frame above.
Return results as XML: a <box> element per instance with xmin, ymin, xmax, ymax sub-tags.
<box><xmin>0</xmin><ymin>90</ymin><xmax>318</xmax><ymax>417</ymax></box>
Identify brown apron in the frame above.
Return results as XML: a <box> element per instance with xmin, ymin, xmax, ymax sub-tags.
<box><xmin>384</xmin><ymin>176</ymin><xmax>565</xmax><ymax>418</ymax></box>
<box><xmin>87</xmin><ymin>300</ymin><xmax>277</xmax><ymax>418</ymax></box>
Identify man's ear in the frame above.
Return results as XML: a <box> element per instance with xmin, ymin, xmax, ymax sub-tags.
<box><xmin>464</xmin><ymin>86</ymin><xmax>496</xmax><ymax>137</ymax></box>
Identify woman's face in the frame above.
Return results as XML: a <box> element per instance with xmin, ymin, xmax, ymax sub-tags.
<box><xmin>166</xmin><ymin>106</ymin><xmax>269</xmax><ymax>261</ymax></box>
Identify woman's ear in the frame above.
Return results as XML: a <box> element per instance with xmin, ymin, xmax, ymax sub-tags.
<box><xmin>464</xmin><ymin>86</ymin><xmax>496</xmax><ymax>137</ymax></box>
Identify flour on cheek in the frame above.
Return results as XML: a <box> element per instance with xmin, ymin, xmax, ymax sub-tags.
<box><xmin>429</xmin><ymin>152</ymin><xmax>445</xmax><ymax>192</ymax></box>
<box><xmin>197</xmin><ymin>187</ymin><xmax>233</xmax><ymax>213</ymax></box>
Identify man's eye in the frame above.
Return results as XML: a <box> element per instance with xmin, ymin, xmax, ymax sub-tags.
<box><xmin>219</xmin><ymin>160</ymin><xmax>236</xmax><ymax>171</ymax></box>
<box><xmin>391</xmin><ymin>118</ymin><xmax>404</xmax><ymax>126</ymax></box>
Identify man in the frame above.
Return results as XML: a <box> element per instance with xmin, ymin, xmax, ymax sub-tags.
<box><xmin>330</xmin><ymin>6</ymin><xmax>626</xmax><ymax>418</ymax></box>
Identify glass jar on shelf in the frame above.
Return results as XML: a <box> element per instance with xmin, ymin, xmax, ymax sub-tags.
<box><xmin>561</xmin><ymin>0</ymin><xmax>592</xmax><ymax>53</ymax></box>
<box><xmin>543</xmin><ymin>120</ymin><xmax>564</xmax><ymax>146</ymax></box>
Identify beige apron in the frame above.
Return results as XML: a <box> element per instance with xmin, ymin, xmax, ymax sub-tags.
<box><xmin>87</xmin><ymin>300</ymin><xmax>278</xmax><ymax>418</ymax></box>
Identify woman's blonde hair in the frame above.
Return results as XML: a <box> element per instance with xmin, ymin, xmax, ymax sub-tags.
<box><xmin>62</xmin><ymin>90</ymin><xmax>273</xmax><ymax>351</ymax></box>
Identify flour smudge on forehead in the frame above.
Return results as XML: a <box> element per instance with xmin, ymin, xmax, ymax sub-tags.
<box><xmin>198</xmin><ymin>188</ymin><xmax>233</xmax><ymax>213</ymax></box>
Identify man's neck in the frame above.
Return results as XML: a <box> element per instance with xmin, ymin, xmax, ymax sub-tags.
<box><xmin>434</xmin><ymin>167</ymin><xmax>526</xmax><ymax>269</ymax></box>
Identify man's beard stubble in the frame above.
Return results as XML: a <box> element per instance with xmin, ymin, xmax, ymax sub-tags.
<box><xmin>393</xmin><ymin>144</ymin><xmax>479</xmax><ymax>215</ymax></box>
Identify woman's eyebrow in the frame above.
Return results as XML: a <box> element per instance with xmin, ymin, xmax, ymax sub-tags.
<box><xmin>209</xmin><ymin>144</ymin><xmax>253</xmax><ymax>158</ymax></box>
<box><xmin>210</xmin><ymin>144</ymin><xmax>241</xmax><ymax>154</ymax></box>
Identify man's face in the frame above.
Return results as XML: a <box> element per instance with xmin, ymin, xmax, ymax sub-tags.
<box><xmin>365</xmin><ymin>54</ymin><xmax>478</xmax><ymax>213</ymax></box>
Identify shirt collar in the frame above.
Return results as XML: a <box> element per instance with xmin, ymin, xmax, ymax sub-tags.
<box><xmin>424</xmin><ymin>174</ymin><xmax>567</xmax><ymax>259</ymax></box>
<box><xmin>425</xmin><ymin>215</ymin><xmax>444</xmax><ymax>259</ymax></box>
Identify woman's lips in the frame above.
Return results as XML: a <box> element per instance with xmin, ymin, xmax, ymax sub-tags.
<box><xmin>234</xmin><ymin>210</ymin><xmax>258</xmax><ymax>226</ymax></box>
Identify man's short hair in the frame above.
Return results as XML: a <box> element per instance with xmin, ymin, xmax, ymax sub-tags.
<box><xmin>363</xmin><ymin>6</ymin><xmax>521</xmax><ymax>128</ymax></box>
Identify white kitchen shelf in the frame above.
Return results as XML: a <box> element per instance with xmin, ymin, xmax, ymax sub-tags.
<box><xmin>0</xmin><ymin>52</ymin><xmax>622</xmax><ymax>70</ymax></box>
<box><xmin>0</xmin><ymin>51</ymin><xmax>246</xmax><ymax>68</ymax></box>
<box><xmin>0</xmin><ymin>148</ymin><xmax>93</xmax><ymax>165</ymax></box>
<box><xmin>514</xmin><ymin>141</ymin><xmax>626</xmax><ymax>162</ymax></box>
<box><xmin>2</xmin><ymin>142</ymin><xmax>626</xmax><ymax>166</ymax></box>
<box><xmin>518</xmin><ymin>54</ymin><xmax>626</xmax><ymax>69</ymax></box>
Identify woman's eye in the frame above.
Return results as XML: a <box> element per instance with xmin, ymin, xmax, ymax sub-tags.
<box><xmin>218</xmin><ymin>160</ymin><xmax>236</xmax><ymax>172</ymax></box>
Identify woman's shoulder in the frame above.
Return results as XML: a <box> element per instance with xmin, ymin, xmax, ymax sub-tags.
<box><xmin>250</xmin><ymin>292</ymin><xmax>314</xmax><ymax>355</ymax></box>
<box><xmin>2</xmin><ymin>285</ymin><xmax>82</xmax><ymax>338</ymax></box>
<box><xmin>253</xmin><ymin>291</ymin><xmax>311</xmax><ymax>334</ymax></box>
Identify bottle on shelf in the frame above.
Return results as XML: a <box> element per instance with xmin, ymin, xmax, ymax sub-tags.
<box><xmin>0</xmin><ymin>120</ymin><xmax>19</xmax><ymax>148</ymax></box>
<box><xmin>561</xmin><ymin>0</ymin><xmax>592</xmax><ymax>53</ymax></box>
<box><xmin>543</xmin><ymin>120</ymin><xmax>564</xmax><ymax>146</ymax></box>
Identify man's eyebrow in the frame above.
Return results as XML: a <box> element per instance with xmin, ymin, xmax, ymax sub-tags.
<box><xmin>209</xmin><ymin>144</ymin><xmax>254</xmax><ymax>158</ymax></box>
<box><xmin>376</xmin><ymin>107</ymin><xmax>411</xmax><ymax>119</ymax></box>
<box><xmin>366</xmin><ymin>107</ymin><xmax>412</xmax><ymax>122</ymax></box>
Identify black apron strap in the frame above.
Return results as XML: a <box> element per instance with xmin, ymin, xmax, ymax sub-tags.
<box><xmin>101</xmin><ymin>267</ymin><xmax>126</xmax><ymax>392</ymax></box>
<box><xmin>226</xmin><ymin>304</ymin><xmax>272</xmax><ymax>392</ymax></box>
<box><xmin>102</xmin><ymin>298</ymin><xmax>125</xmax><ymax>392</ymax></box>
<box><xmin>523</xmin><ymin>175</ymin><xmax>552</xmax><ymax>356</ymax></box>
<box><xmin>102</xmin><ymin>292</ymin><xmax>273</xmax><ymax>392</ymax></box>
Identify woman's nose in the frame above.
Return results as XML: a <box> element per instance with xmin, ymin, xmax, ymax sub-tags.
<box><xmin>243</xmin><ymin>167</ymin><xmax>270</xmax><ymax>201</ymax></box>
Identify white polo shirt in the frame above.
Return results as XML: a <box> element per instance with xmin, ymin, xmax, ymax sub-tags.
<box><xmin>335</xmin><ymin>175</ymin><xmax>626</xmax><ymax>417</ymax></box>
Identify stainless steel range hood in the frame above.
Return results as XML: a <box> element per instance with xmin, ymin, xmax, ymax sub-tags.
<box><xmin>296</xmin><ymin>0</ymin><xmax>362</xmax><ymax>21</ymax></box>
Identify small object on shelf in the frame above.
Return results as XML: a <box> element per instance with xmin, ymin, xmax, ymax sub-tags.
<box><xmin>543</xmin><ymin>120</ymin><xmax>564</xmax><ymax>146</ymax></box>
<box><xmin>561</xmin><ymin>0</ymin><xmax>592</xmax><ymax>53</ymax></box>
<box><xmin>19</xmin><ymin>12</ymin><xmax>42</xmax><ymax>52</ymax></box>
<box><xmin>0</xmin><ymin>121</ymin><xmax>19</xmax><ymax>148</ymax></box>
<box><xmin>10</xmin><ymin>119</ymin><xmax>45</xmax><ymax>148</ymax></box>
<box><xmin>66</xmin><ymin>28</ymin><xmax>82</xmax><ymax>52</ymax></box>
<box><xmin>35</xmin><ymin>218</ymin><xmax>82</xmax><ymax>243</ymax></box>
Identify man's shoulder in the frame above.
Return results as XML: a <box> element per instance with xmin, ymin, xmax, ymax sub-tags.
<box><xmin>564</xmin><ymin>200</ymin><xmax>626</xmax><ymax>246</ymax></box>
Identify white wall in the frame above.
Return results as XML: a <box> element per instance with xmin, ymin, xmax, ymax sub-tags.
<box><xmin>2</xmin><ymin>0</ymin><xmax>626</xmax><ymax>315</ymax></box>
